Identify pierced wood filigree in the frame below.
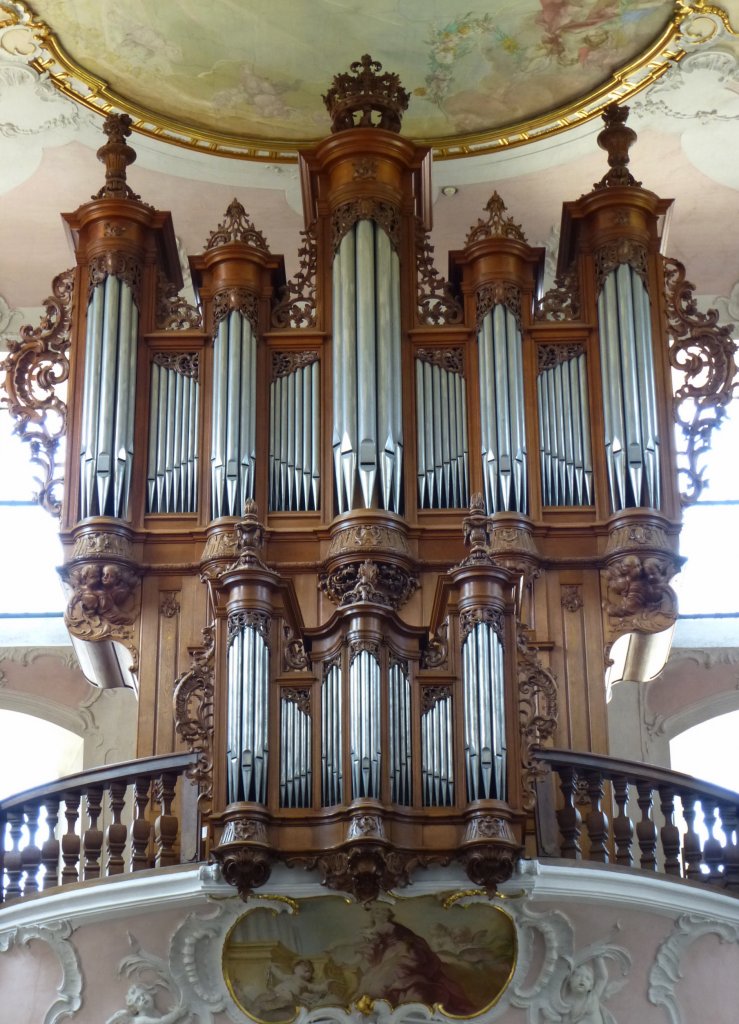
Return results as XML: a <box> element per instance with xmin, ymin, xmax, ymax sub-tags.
<box><xmin>271</xmin><ymin>226</ymin><xmax>318</xmax><ymax>329</ymax></box>
<box><xmin>460</xmin><ymin>607</ymin><xmax>504</xmax><ymax>642</ymax></box>
<box><xmin>476</xmin><ymin>281</ymin><xmax>522</xmax><ymax>330</ymax></box>
<box><xmin>594</xmin><ymin>239</ymin><xmax>648</xmax><ymax>293</ymax></box>
<box><xmin>283</xmin><ymin>626</ymin><xmax>310</xmax><ymax>671</ymax></box>
<box><xmin>319</xmin><ymin>559</ymin><xmax>419</xmax><ymax>610</ymax></box>
<box><xmin>420</xmin><ymin>621</ymin><xmax>449</xmax><ymax>670</ymax></box>
<box><xmin>415</xmin><ymin>222</ymin><xmax>464</xmax><ymax>326</ymax></box>
<box><xmin>271</xmin><ymin>350</ymin><xmax>318</xmax><ymax>380</ymax></box>
<box><xmin>663</xmin><ymin>256</ymin><xmax>738</xmax><ymax>504</ymax></box>
<box><xmin>152</xmin><ymin>352</ymin><xmax>200</xmax><ymax>379</ymax></box>
<box><xmin>535</xmin><ymin>268</ymin><xmax>582</xmax><ymax>321</ymax></box>
<box><xmin>282</xmin><ymin>687</ymin><xmax>312</xmax><ymax>715</ymax></box>
<box><xmin>331</xmin><ymin>199</ymin><xmax>400</xmax><ymax>253</ymax></box>
<box><xmin>537</xmin><ymin>344</ymin><xmax>584</xmax><ymax>370</ymax></box>
<box><xmin>88</xmin><ymin>251</ymin><xmax>142</xmax><ymax>307</ymax></box>
<box><xmin>0</xmin><ymin>268</ymin><xmax>74</xmax><ymax>517</ymax></box>
<box><xmin>173</xmin><ymin>625</ymin><xmax>215</xmax><ymax>809</ymax></box>
<box><xmin>227</xmin><ymin>610</ymin><xmax>271</xmax><ymax>646</ymax></box>
<box><xmin>466</xmin><ymin>192</ymin><xmax>526</xmax><ymax>246</ymax></box>
<box><xmin>416</xmin><ymin>347</ymin><xmax>464</xmax><ymax>374</ymax></box>
<box><xmin>155</xmin><ymin>271</ymin><xmax>202</xmax><ymax>330</ymax></box>
<box><xmin>204</xmin><ymin>199</ymin><xmax>270</xmax><ymax>252</ymax></box>
<box><xmin>212</xmin><ymin>287</ymin><xmax>259</xmax><ymax>332</ymax></box>
<box><xmin>323</xmin><ymin>54</ymin><xmax>409</xmax><ymax>134</ymax></box>
<box><xmin>517</xmin><ymin>627</ymin><xmax>558</xmax><ymax>811</ymax></box>
<box><xmin>421</xmin><ymin>685</ymin><xmax>452</xmax><ymax>714</ymax></box>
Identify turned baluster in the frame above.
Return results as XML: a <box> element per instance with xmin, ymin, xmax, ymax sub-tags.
<box><xmin>719</xmin><ymin>802</ymin><xmax>739</xmax><ymax>890</ymax></box>
<box><xmin>106</xmin><ymin>782</ymin><xmax>128</xmax><ymax>875</ymax></box>
<box><xmin>635</xmin><ymin>780</ymin><xmax>657</xmax><ymax>871</ymax></box>
<box><xmin>584</xmin><ymin>770</ymin><xmax>609</xmax><ymax>863</ymax></box>
<box><xmin>131</xmin><ymin>777</ymin><xmax>152</xmax><ymax>871</ymax></box>
<box><xmin>658</xmin><ymin>785</ymin><xmax>681</xmax><ymax>877</ymax></box>
<box><xmin>701</xmin><ymin>799</ymin><xmax>724</xmax><ymax>882</ymax></box>
<box><xmin>154</xmin><ymin>771</ymin><xmax>179</xmax><ymax>867</ymax></box>
<box><xmin>681</xmin><ymin>794</ymin><xmax>703</xmax><ymax>881</ymax></box>
<box><xmin>612</xmin><ymin>775</ymin><xmax>633</xmax><ymax>866</ymax></box>
<box><xmin>83</xmin><ymin>785</ymin><xmax>104</xmax><ymax>880</ymax></box>
<box><xmin>4</xmin><ymin>808</ymin><xmax>25</xmax><ymax>900</ymax></box>
<box><xmin>21</xmin><ymin>802</ymin><xmax>43</xmax><ymax>895</ymax></box>
<box><xmin>555</xmin><ymin>767</ymin><xmax>582</xmax><ymax>859</ymax></box>
<box><xmin>0</xmin><ymin>810</ymin><xmax>5</xmax><ymax>904</ymax></box>
<box><xmin>61</xmin><ymin>793</ymin><xmax>81</xmax><ymax>885</ymax></box>
<box><xmin>41</xmin><ymin>799</ymin><xmax>61</xmax><ymax>890</ymax></box>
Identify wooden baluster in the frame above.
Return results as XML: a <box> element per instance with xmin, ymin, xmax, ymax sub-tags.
<box><xmin>131</xmin><ymin>777</ymin><xmax>152</xmax><ymax>871</ymax></box>
<box><xmin>61</xmin><ymin>793</ymin><xmax>81</xmax><ymax>885</ymax></box>
<box><xmin>612</xmin><ymin>775</ymin><xmax>633</xmax><ymax>866</ymax></box>
<box><xmin>0</xmin><ymin>809</ymin><xmax>5</xmax><ymax>904</ymax></box>
<box><xmin>701</xmin><ymin>799</ymin><xmax>723</xmax><ymax>883</ymax></box>
<box><xmin>681</xmin><ymin>794</ymin><xmax>703</xmax><ymax>882</ymax></box>
<box><xmin>720</xmin><ymin>802</ymin><xmax>739</xmax><ymax>891</ymax></box>
<box><xmin>4</xmin><ymin>808</ymin><xmax>25</xmax><ymax>900</ymax></box>
<box><xmin>556</xmin><ymin>766</ymin><xmax>582</xmax><ymax>860</ymax></box>
<box><xmin>83</xmin><ymin>786</ymin><xmax>104</xmax><ymax>881</ymax></box>
<box><xmin>658</xmin><ymin>785</ymin><xmax>681</xmax><ymax>877</ymax></box>
<box><xmin>584</xmin><ymin>770</ymin><xmax>609</xmax><ymax>863</ymax></box>
<box><xmin>154</xmin><ymin>771</ymin><xmax>179</xmax><ymax>867</ymax></box>
<box><xmin>635</xmin><ymin>780</ymin><xmax>657</xmax><ymax>871</ymax></box>
<box><xmin>41</xmin><ymin>800</ymin><xmax>61</xmax><ymax>891</ymax></box>
<box><xmin>21</xmin><ymin>803</ymin><xmax>43</xmax><ymax>895</ymax></box>
<box><xmin>106</xmin><ymin>782</ymin><xmax>128</xmax><ymax>876</ymax></box>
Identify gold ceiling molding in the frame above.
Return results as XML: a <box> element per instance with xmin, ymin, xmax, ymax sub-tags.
<box><xmin>0</xmin><ymin>1</ymin><xmax>733</xmax><ymax>162</ymax></box>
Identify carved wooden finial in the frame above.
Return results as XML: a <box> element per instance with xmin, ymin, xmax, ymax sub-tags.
<box><xmin>92</xmin><ymin>113</ymin><xmax>141</xmax><ymax>201</ymax></box>
<box><xmin>231</xmin><ymin>499</ymin><xmax>266</xmax><ymax>568</ymax></box>
<box><xmin>465</xmin><ymin>192</ymin><xmax>527</xmax><ymax>246</ymax></box>
<box><xmin>594</xmin><ymin>104</ymin><xmax>641</xmax><ymax>190</ymax></box>
<box><xmin>462</xmin><ymin>494</ymin><xmax>494</xmax><ymax>563</ymax></box>
<box><xmin>204</xmin><ymin>199</ymin><xmax>270</xmax><ymax>252</ymax></box>
<box><xmin>323</xmin><ymin>54</ymin><xmax>410</xmax><ymax>134</ymax></box>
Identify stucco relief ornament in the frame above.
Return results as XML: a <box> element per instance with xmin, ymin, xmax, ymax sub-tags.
<box><xmin>105</xmin><ymin>933</ymin><xmax>190</xmax><ymax>1024</ymax></box>
<box><xmin>0</xmin><ymin>920</ymin><xmax>82</xmax><ymax>1024</ymax></box>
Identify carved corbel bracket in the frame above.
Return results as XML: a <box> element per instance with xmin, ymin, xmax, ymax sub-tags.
<box><xmin>321</xmin><ymin>513</ymin><xmax>418</xmax><ymax>610</ymax></box>
<box><xmin>211</xmin><ymin>811</ymin><xmax>274</xmax><ymax>900</ymax></box>
<box><xmin>459</xmin><ymin>810</ymin><xmax>521</xmax><ymax>896</ymax></box>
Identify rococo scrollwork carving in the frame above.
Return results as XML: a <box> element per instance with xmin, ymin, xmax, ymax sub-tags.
<box><xmin>227</xmin><ymin>610</ymin><xmax>271</xmax><ymax>647</ymax></box>
<box><xmin>319</xmin><ymin>559</ymin><xmax>419</xmax><ymax>610</ymax></box>
<box><xmin>535</xmin><ymin>267</ymin><xmax>582</xmax><ymax>322</ymax></box>
<box><xmin>89</xmin><ymin>251</ymin><xmax>143</xmax><ymax>308</ymax></box>
<box><xmin>594</xmin><ymin>238</ymin><xmax>648</xmax><ymax>293</ymax></box>
<box><xmin>517</xmin><ymin>626</ymin><xmax>558</xmax><ymax>810</ymax></box>
<box><xmin>460</xmin><ymin>607</ymin><xmax>504</xmax><ymax>641</ymax></box>
<box><xmin>155</xmin><ymin>271</ymin><xmax>203</xmax><ymax>331</ymax></box>
<box><xmin>663</xmin><ymin>255</ymin><xmax>738</xmax><ymax>504</ymax></box>
<box><xmin>212</xmin><ymin>287</ymin><xmax>259</xmax><ymax>333</ymax></box>
<box><xmin>476</xmin><ymin>280</ymin><xmax>522</xmax><ymax>331</ymax></box>
<box><xmin>0</xmin><ymin>267</ymin><xmax>74</xmax><ymax>517</ymax></box>
<box><xmin>271</xmin><ymin>225</ymin><xmax>318</xmax><ymax>329</ymax></box>
<box><xmin>416</xmin><ymin>346</ymin><xmax>464</xmax><ymax>374</ymax></box>
<box><xmin>415</xmin><ymin>221</ymin><xmax>464</xmax><ymax>327</ymax></box>
<box><xmin>331</xmin><ymin>199</ymin><xmax>400</xmax><ymax>253</ymax></box>
<box><xmin>290</xmin><ymin>844</ymin><xmax>422</xmax><ymax>905</ymax></box>
<box><xmin>420</xmin><ymin>620</ymin><xmax>449</xmax><ymax>670</ymax></box>
<box><xmin>271</xmin><ymin>349</ymin><xmax>318</xmax><ymax>380</ymax></box>
<box><xmin>205</xmin><ymin>198</ymin><xmax>270</xmax><ymax>253</ymax></box>
<box><xmin>603</xmin><ymin>553</ymin><xmax>679</xmax><ymax>634</ymax></box>
<box><xmin>466</xmin><ymin>191</ymin><xmax>527</xmax><ymax>246</ymax></box>
<box><xmin>173</xmin><ymin>624</ymin><xmax>215</xmax><ymax>809</ymax></box>
<box><xmin>283</xmin><ymin>626</ymin><xmax>310</xmax><ymax>671</ymax></box>
<box><xmin>152</xmin><ymin>351</ymin><xmax>199</xmax><ymax>379</ymax></box>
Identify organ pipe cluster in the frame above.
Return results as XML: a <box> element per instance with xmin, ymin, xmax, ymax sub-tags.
<box><xmin>415</xmin><ymin>356</ymin><xmax>469</xmax><ymax>509</ymax></box>
<box><xmin>269</xmin><ymin>357</ymin><xmax>320</xmax><ymax>512</ymax></box>
<box><xmin>226</xmin><ymin>615</ymin><xmax>269</xmax><ymax>804</ymax></box>
<box><xmin>147</xmin><ymin>356</ymin><xmax>200</xmax><ymax>514</ymax></box>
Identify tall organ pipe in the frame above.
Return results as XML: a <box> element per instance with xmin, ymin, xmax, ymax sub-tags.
<box><xmin>211</xmin><ymin>310</ymin><xmax>257</xmax><ymax>519</ymax></box>
<box><xmin>597</xmin><ymin>264</ymin><xmax>660</xmax><ymax>511</ymax></box>
<box><xmin>462</xmin><ymin>620</ymin><xmax>506</xmax><ymax>801</ymax></box>
<box><xmin>226</xmin><ymin>616</ymin><xmax>269</xmax><ymax>804</ymax></box>
<box><xmin>477</xmin><ymin>304</ymin><xmax>527</xmax><ymax>514</ymax></box>
<box><xmin>79</xmin><ymin>277</ymin><xmax>139</xmax><ymax>519</ymax></box>
<box><xmin>349</xmin><ymin>647</ymin><xmax>381</xmax><ymax>799</ymax></box>
<box><xmin>321</xmin><ymin>661</ymin><xmax>343</xmax><ymax>807</ymax></box>
<box><xmin>332</xmin><ymin>220</ymin><xmax>403</xmax><ymax>513</ymax></box>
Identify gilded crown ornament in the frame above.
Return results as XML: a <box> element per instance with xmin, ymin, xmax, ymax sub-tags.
<box><xmin>323</xmin><ymin>54</ymin><xmax>410</xmax><ymax>134</ymax></box>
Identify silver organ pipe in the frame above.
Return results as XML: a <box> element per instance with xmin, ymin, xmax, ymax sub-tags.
<box><xmin>462</xmin><ymin>620</ymin><xmax>506</xmax><ymax>801</ymax></box>
<box><xmin>537</xmin><ymin>348</ymin><xmax>593</xmax><ymax>506</ymax></box>
<box><xmin>477</xmin><ymin>304</ymin><xmax>527</xmax><ymax>514</ymax></box>
<box><xmin>211</xmin><ymin>310</ymin><xmax>257</xmax><ymax>519</ymax></box>
<box><xmin>415</xmin><ymin>354</ymin><xmax>469</xmax><ymax>509</ymax></box>
<box><xmin>388</xmin><ymin>659</ymin><xmax>412</xmax><ymax>805</ymax></box>
<box><xmin>269</xmin><ymin>356</ymin><xmax>320</xmax><ymax>512</ymax></box>
<box><xmin>421</xmin><ymin>690</ymin><xmax>454</xmax><ymax>807</ymax></box>
<box><xmin>279</xmin><ymin>691</ymin><xmax>312</xmax><ymax>808</ymax></box>
<box><xmin>349</xmin><ymin>647</ymin><xmax>381</xmax><ymax>799</ymax></box>
<box><xmin>226</xmin><ymin>614</ymin><xmax>269</xmax><ymax>804</ymax></box>
<box><xmin>597</xmin><ymin>264</ymin><xmax>660</xmax><ymax>511</ymax></box>
<box><xmin>332</xmin><ymin>220</ymin><xmax>403</xmax><ymax>513</ymax></box>
<box><xmin>146</xmin><ymin>356</ymin><xmax>200</xmax><ymax>514</ymax></box>
<box><xmin>79</xmin><ymin>277</ymin><xmax>139</xmax><ymax>519</ymax></box>
<box><xmin>321</xmin><ymin>661</ymin><xmax>343</xmax><ymax>807</ymax></box>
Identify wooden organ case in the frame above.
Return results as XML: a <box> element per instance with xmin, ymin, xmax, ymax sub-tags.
<box><xmin>7</xmin><ymin>56</ymin><xmax>736</xmax><ymax>904</ymax></box>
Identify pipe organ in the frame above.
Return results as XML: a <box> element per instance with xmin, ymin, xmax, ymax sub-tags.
<box><xmin>6</xmin><ymin>55</ymin><xmax>736</xmax><ymax>904</ymax></box>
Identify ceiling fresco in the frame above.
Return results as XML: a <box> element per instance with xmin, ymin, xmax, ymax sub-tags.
<box><xmin>23</xmin><ymin>0</ymin><xmax>681</xmax><ymax>156</ymax></box>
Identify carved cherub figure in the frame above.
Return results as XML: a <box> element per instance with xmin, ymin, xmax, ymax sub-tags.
<box><xmin>105</xmin><ymin>982</ymin><xmax>188</xmax><ymax>1024</ymax></box>
<box><xmin>561</xmin><ymin>959</ymin><xmax>617</xmax><ymax>1024</ymax></box>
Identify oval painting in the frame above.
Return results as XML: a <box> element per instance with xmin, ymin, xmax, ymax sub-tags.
<box><xmin>223</xmin><ymin>895</ymin><xmax>517</xmax><ymax>1021</ymax></box>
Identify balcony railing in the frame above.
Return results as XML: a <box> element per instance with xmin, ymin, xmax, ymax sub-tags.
<box><xmin>0</xmin><ymin>752</ymin><xmax>199</xmax><ymax>904</ymax></box>
<box><xmin>534</xmin><ymin>748</ymin><xmax>739</xmax><ymax>893</ymax></box>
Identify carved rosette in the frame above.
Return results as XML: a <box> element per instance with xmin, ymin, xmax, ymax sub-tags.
<box><xmin>1</xmin><ymin>268</ymin><xmax>74</xmax><ymax>517</ymax></box>
<box><xmin>460</xmin><ymin>810</ymin><xmax>521</xmax><ymax>896</ymax></box>
<box><xmin>602</xmin><ymin>511</ymin><xmax>682</xmax><ymax>639</ymax></box>
<box><xmin>663</xmin><ymin>256</ymin><xmax>738</xmax><ymax>504</ymax></box>
<box><xmin>517</xmin><ymin>626</ymin><xmax>558</xmax><ymax>810</ymax></box>
<box><xmin>211</xmin><ymin>809</ymin><xmax>273</xmax><ymax>900</ymax></box>
<box><xmin>173</xmin><ymin>625</ymin><xmax>215</xmax><ymax>809</ymax></box>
